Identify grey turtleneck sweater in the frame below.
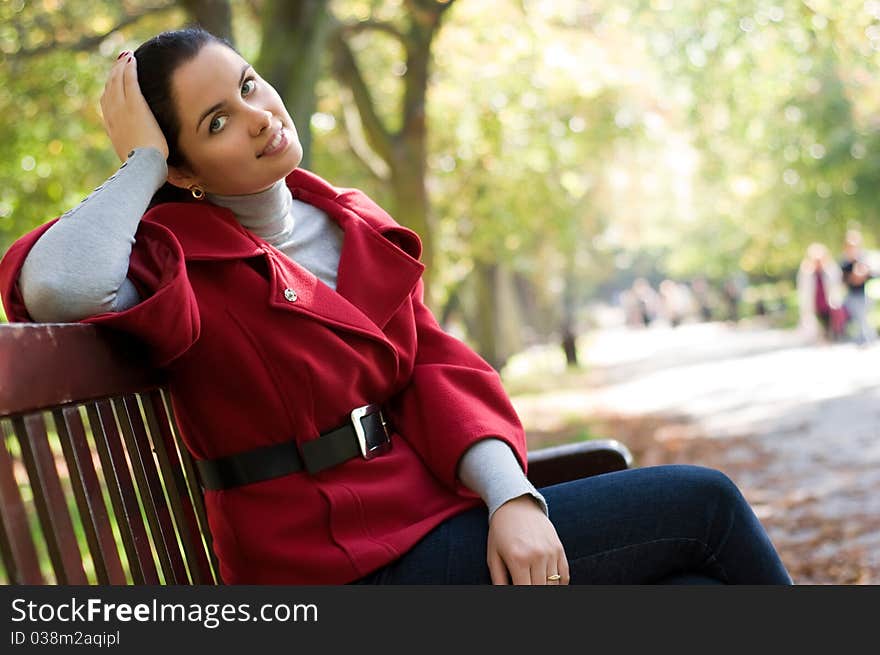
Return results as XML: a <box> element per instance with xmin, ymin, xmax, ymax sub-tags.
<box><xmin>18</xmin><ymin>147</ymin><xmax>547</xmax><ymax>521</ymax></box>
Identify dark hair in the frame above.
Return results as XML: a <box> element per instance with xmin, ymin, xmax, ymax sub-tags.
<box><xmin>133</xmin><ymin>26</ymin><xmax>237</xmax><ymax>207</ymax></box>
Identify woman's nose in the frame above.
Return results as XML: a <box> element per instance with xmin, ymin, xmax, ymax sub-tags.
<box><xmin>249</xmin><ymin>108</ymin><xmax>272</xmax><ymax>136</ymax></box>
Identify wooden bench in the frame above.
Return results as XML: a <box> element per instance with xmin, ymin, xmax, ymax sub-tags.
<box><xmin>0</xmin><ymin>322</ymin><xmax>632</xmax><ymax>585</ymax></box>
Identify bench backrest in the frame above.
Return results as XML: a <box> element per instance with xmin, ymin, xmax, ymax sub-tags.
<box><xmin>0</xmin><ymin>323</ymin><xmax>220</xmax><ymax>585</ymax></box>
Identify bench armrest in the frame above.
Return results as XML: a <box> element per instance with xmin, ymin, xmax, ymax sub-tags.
<box><xmin>526</xmin><ymin>439</ymin><xmax>633</xmax><ymax>488</ymax></box>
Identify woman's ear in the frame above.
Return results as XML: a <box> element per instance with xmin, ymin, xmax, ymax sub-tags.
<box><xmin>166</xmin><ymin>164</ymin><xmax>198</xmax><ymax>190</ymax></box>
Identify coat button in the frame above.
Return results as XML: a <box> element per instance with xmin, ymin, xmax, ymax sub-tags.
<box><xmin>283</xmin><ymin>288</ymin><xmax>298</xmax><ymax>302</ymax></box>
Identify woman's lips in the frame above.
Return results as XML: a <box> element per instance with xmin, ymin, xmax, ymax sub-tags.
<box><xmin>258</xmin><ymin>128</ymin><xmax>289</xmax><ymax>158</ymax></box>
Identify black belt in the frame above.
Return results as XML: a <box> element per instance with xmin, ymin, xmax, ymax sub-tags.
<box><xmin>196</xmin><ymin>404</ymin><xmax>392</xmax><ymax>490</ymax></box>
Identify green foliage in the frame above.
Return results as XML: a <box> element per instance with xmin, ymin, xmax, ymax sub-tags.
<box><xmin>4</xmin><ymin>0</ymin><xmax>880</xmax><ymax>331</ymax></box>
<box><xmin>0</xmin><ymin>1</ymin><xmax>187</xmax><ymax>254</ymax></box>
<box><xmin>419</xmin><ymin>0</ymin><xmax>643</xmax><ymax>320</ymax></box>
<box><xmin>628</xmin><ymin>0</ymin><xmax>880</xmax><ymax>281</ymax></box>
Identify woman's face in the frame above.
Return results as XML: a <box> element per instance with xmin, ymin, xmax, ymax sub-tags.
<box><xmin>167</xmin><ymin>42</ymin><xmax>303</xmax><ymax>196</ymax></box>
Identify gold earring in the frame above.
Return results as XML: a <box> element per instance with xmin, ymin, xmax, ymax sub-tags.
<box><xmin>189</xmin><ymin>185</ymin><xmax>205</xmax><ymax>200</ymax></box>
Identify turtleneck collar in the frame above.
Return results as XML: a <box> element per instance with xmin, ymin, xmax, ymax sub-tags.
<box><xmin>207</xmin><ymin>179</ymin><xmax>294</xmax><ymax>243</ymax></box>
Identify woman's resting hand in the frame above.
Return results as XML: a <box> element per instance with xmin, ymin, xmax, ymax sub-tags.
<box><xmin>487</xmin><ymin>495</ymin><xmax>570</xmax><ymax>585</ymax></box>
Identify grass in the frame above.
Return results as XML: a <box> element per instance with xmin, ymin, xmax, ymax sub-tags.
<box><xmin>500</xmin><ymin>338</ymin><xmax>596</xmax><ymax>397</ymax></box>
<box><xmin>500</xmin><ymin>337</ymin><xmax>609</xmax><ymax>449</ymax></box>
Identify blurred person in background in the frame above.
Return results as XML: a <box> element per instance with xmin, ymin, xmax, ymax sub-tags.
<box><xmin>691</xmin><ymin>276</ymin><xmax>714</xmax><ymax>322</ymax></box>
<box><xmin>797</xmin><ymin>242</ymin><xmax>844</xmax><ymax>343</ymax></box>
<box><xmin>839</xmin><ymin>229</ymin><xmax>876</xmax><ymax>346</ymax></box>
<box><xmin>658</xmin><ymin>279</ymin><xmax>694</xmax><ymax>328</ymax></box>
<box><xmin>632</xmin><ymin>277</ymin><xmax>661</xmax><ymax>328</ymax></box>
<box><xmin>722</xmin><ymin>273</ymin><xmax>746</xmax><ymax>323</ymax></box>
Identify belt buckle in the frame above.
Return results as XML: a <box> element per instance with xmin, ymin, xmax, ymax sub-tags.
<box><xmin>350</xmin><ymin>404</ymin><xmax>391</xmax><ymax>460</ymax></box>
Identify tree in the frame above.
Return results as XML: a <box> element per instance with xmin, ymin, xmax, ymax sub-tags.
<box><xmin>328</xmin><ymin>0</ymin><xmax>458</xmax><ymax>305</ymax></box>
<box><xmin>0</xmin><ymin>1</ymin><xmax>183</xmax><ymax>252</ymax></box>
<box><xmin>181</xmin><ymin>0</ymin><xmax>234</xmax><ymax>42</ymax></box>
<box><xmin>418</xmin><ymin>0</ymin><xmax>637</xmax><ymax>367</ymax></box>
<box><xmin>256</xmin><ymin>0</ymin><xmax>332</xmax><ymax>169</ymax></box>
<box><xmin>627</xmin><ymin>0</ymin><xmax>880</xmax><ymax>280</ymax></box>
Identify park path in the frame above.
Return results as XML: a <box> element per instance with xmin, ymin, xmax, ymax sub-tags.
<box><xmin>508</xmin><ymin>320</ymin><xmax>880</xmax><ymax>584</ymax></box>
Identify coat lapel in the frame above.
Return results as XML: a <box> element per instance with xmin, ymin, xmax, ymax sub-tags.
<box><xmin>145</xmin><ymin>171</ymin><xmax>425</xmax><ymax>341</ymax></box>
<box><xmin>291</xmin><ymin>185</ymin><xmax>425</xmax><ymax>330</ymax></box>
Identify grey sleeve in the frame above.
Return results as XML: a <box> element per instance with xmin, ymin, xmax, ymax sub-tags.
<box><xmin>457</xmin><ymin>438</ymin><xmax>549</xmax><ymax>522</ymax></box>
<box><xmin>19</xmin><ymin>147</ymin><xmax>168</xmax><ymax>322</ymax></box>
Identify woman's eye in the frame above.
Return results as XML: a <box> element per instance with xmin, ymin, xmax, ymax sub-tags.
<box><xmin>242</xmin><ymin>78</ymin><xmax>256</xmax><ymax>96</ymax></box>
<box><xmin>209</xmin><ymin>115</ymin><xmax>228</xmax><ymax>133</ymax></box>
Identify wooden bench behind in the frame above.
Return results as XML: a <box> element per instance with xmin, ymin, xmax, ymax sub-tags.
<box><xmin>0</xmin><ymin>323</ymin><xmax>631</xmax><ymax>585</ymax></box>
<box><xmin>0</xmin><ymin>323</ymin><xmax>219</xmax><ymax>585</ymax></box>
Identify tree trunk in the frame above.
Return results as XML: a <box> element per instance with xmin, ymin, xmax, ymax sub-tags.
<box><xmin>513</xmin><ymin>272</ymin><xmax>554</xmax><ymax>342</ymax></box>
<box><xmin>256</xmin><ymin>0</ymin><xmax>332</xmax><ymax>168</ymax></box>
<box><xmin>473</xmin><ymin>261</ymin><xmax>503</xmax><ymax>371</ymax></box>
<box><xmin>467</xmin><ymin>260</ymin><xmax>524</xmax><ymax>371</ymax></box>
<box><xmin>560</xmin><ymin>264</ymin><xmax>579</xmax><ymax>367</ymax></box>
<box><xmin>180</xmin><ymin>0</ymin><xmax>234</xmax><ymax>44</ymax></box>
<box><xmin>561</xmin><ymin>323</ymin><xmax>578</xmax><ymax>367</ymax></box>
<box><xmin>389</xmin><ymin>149</ymin><xmax>433</xmax><ymax>295</ymax></box>
<box><xmin>330</xmin><ymin>1</ymin><xmax>457</xmax><ymax>312</ymax></box>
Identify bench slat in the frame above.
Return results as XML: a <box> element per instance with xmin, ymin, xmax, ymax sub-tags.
<box><xmin>86</xmin><ymin>401</ymin><xmax>159</xmax><ymax>584</ymax></box>
<box><xmin>0</xmin><ymin>421</ymin><xmax>44</xmax><ymax>584</ymax></box>
<box><xmin>159</xmin><ymin>389</ymin><xmax>223</xmax><ymax>584</ymax></box>
<box><xmin>114</xmin><ymin>394</ymin><xmax>189</xmax><ymax>584</ymax></box>
<box><xmin>12</xmin><ymin>413</ymin><xmax>88</xmax><ymax>584</ymax></box>
<box><xmin>53</xmin><ymin>406</ymin><xmax>127</xmax><ymax>584</ymax></box>
<box><xmin>143</xmin><ymin>390</ymin><xmax>217</xmax><ymax>584</ymax></box>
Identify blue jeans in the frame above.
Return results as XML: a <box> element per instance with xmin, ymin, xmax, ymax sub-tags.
<box><xmin>353</xmin><ymin>465</ymin><xmax>793</xmax><ymax>584</ymax></box>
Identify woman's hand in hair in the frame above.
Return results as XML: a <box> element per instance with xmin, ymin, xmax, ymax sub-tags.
<box><xmin>100</xmin><ymin>52</ymin><xmax>169</xmax><ymax>163</ymax></box>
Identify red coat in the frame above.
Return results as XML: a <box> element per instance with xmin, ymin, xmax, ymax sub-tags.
<box><xmin>0</xmin><ymin>168</ymin><xmax>528</xmax><ymax>584</ymax></box>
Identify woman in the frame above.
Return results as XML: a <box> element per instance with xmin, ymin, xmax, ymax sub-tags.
<box><xmin>797</xmin><ymin>242</ymin><xmax>844</xmax><ymax>343</ymax></box>
<box><xmin>0</xmin><ymin>28</ymin><xmax>792</xmax><ymax>585</ymax></box>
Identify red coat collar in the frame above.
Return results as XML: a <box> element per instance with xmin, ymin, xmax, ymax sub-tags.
<box><xmin>144</xmin><ymin>168</ymin><xmax>426</xmax><ymax>332</ymax></box>
<box><xmin>143</xmin><ymin>168</ymin><xmax>421</xmax><ymax>259</ymax></box>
